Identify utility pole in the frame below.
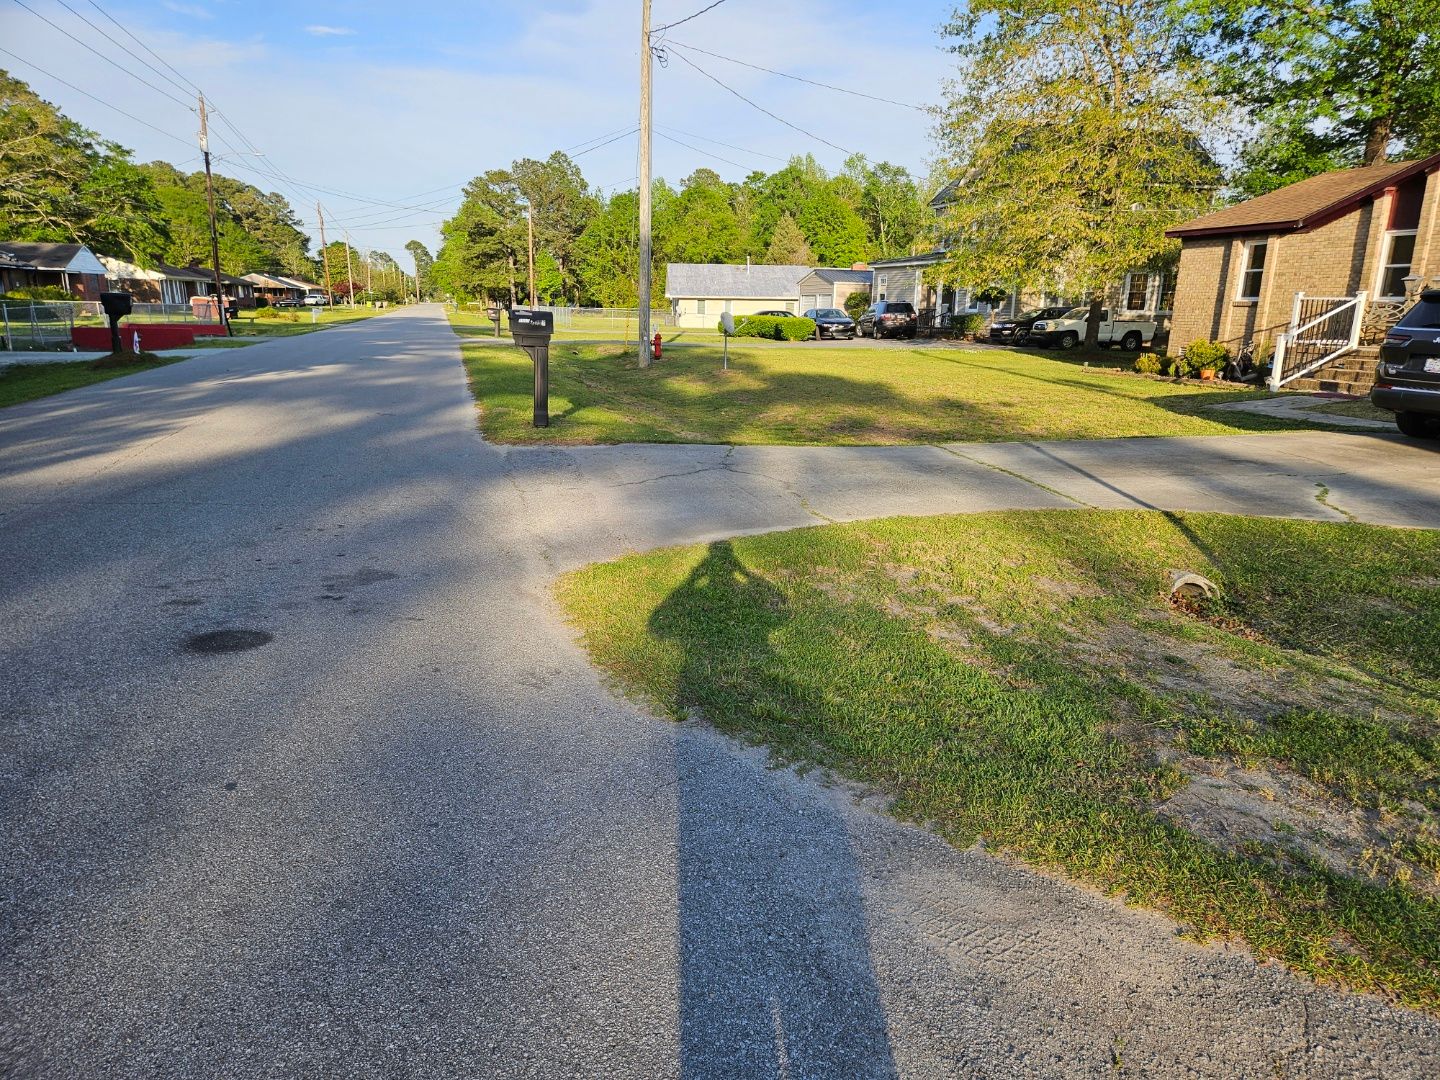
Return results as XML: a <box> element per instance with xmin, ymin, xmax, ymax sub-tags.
<box><xmin>365</xmin><ymin>249</ymin><xmax>373</xmax><ymax>299</ymax></box>
<box><xmin>526</xmin><ymin>204</ymin><xmax>537</xmax><ymax>308</ymax></box>
<box><xmin>197</xmin><ymin>95</ymin><xmax>231</xmax><ymax>336</ymax></box>
<box><xmin>343</xmin><ymin>230</ymin><xmax>356</xmax><ymax>306</ymax></box>
<box><xmin>317</xmin><ymin>203</ymin><xmax>332</xmax><ymax>303</ymax></box>
<box><xmin>637</xmin><ymin>0</ymin><xmax>652</xmax><ymax>366</ymax></box>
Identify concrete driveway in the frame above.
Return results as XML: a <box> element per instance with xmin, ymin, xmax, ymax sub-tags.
<box><xmin>2</xmin><ymin>305</ymin><xmax>1438</xmax><ymax>1078</ymax></box>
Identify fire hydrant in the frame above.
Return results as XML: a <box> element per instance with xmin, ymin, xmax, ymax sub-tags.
<box><xmin>652</xmin><ymin>331</ymin><xmax>663</xmax><ymax>360</ymax></box>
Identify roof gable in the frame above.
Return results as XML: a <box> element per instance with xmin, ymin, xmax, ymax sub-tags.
<box><xmin>665</xmin><ymin>263</ymin><xmax>811</xmax><ymax>299</ymax></box>
<box><xmin>1</xmin><ymin>241</ymin><xmax>106</xmax><ymax>275</ymax></box>
<box><xmin>1168</xmin><ymin>153</ymin><xmax>1440</xmax><ymax>239</ymax></box>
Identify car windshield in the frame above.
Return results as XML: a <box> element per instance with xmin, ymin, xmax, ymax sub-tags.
<box><xmin>1016</xmin><ymin>309</ymin><xmax>1047</xmax><ymax>320</ymax></box>
<box><xmin>1399</xmin><ymin>299</ymin><xmax>1440</xmax><ymax>329</ymax></box>
<box><xmin>816</xmin><ymin>309</ymin><xmax>846</xmax><ymax>318</ymax></box>
<box><xmin>1062</xmin><ymin>308</ymin><xmax>1087</xmax><ymax>319</ymax></box>
<box><xmin>885</xmin><ymin>303</ymin><xmax>915</xmax><ymax>314</ymax></box>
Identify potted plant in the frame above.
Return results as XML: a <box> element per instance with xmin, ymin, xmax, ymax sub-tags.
<box><xmin>1181</xmin><ymin>339</ymin><xmax>1229</xmax><ymax>381</ymax></box>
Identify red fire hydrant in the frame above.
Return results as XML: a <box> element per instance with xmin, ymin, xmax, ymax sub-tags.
<box><xmin>652</xmin><ymin>331</ymin><xmax>663</xmax><ymax>360</ymax></box>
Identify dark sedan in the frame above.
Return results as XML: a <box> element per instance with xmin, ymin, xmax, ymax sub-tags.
<box><xmin>803</xmin><ymin>307</ymin><xmax>855</xmax><ymax>340</ymax></box>
<box><xmin>1372</xmin><ymin>289</ymin><xmax>1440</xmax><ymax>439</ymax></box>
<box><xmin>988</xmin><ymin>306</ymin><xmax>1071</xmax><ymax>346</ymax></box>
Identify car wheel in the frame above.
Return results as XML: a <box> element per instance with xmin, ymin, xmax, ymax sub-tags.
<box><xmin>1396</xmin><ymin>412</ymin><xmax>1438</xmax><ymax>438</ymax></box>
<box><xmin>1121</xmin><ymin>331</ymin><xmax>1142</xmax><ymax>351</ymax></box>
<box><xmin>1015</xmin><ymin>329</ymin><xmax>1029</xmax><ymax>346</ymax></box>
<box><xmin>1059</xmin><ymin>331</ymin><xmax>1079</xmax><ymax>349</ymax></box>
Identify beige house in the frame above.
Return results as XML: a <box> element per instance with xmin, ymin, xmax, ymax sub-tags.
<box><xmin>665</xmin><ymin>263</ymin><xmax>811</xmax><ymax>329</ymax></box>
<box><xmin>1166</xmin><ymin>153</ymin><xmax>1440</xmax><ymax>368</ymax></box>
<box><xmin>797</xmin><ymin>266</ymin><xmax>872</xmax><ymax>312</ymax></box>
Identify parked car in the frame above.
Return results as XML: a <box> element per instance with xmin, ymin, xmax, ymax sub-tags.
<box><xmin>803</xmin><ymin>307</ymin><xmax>856</xmax><ymax>340</ymax></box>
<box><xmin>273</xmin><ymin>297</ymin><xmax>304</xmax><ymax>309</ymax></box>
<box><xmin>988</xmin><ymin>306</ymin><xmax>1071</xmax><ymax>346</ymax></box>
<box><xmin>755</xmin><ymin>309</ymin><xmax>799</xmax><ymax>318</ymax></box>
<box><xmin>1028</xmin><ymin>307</ymin><xmax>1156</xmax><ymax>350</ymax></box>
<box><xmin>857</xmin><ymin>301</ymin><xmax>917</xmax><ymax>339</ymax></box>
<box><xmin>303</xmin><ymin>294</ymin><xmax>330</xmax><ymax>307</ymax></box>
<box><xmin>1371</xmin><ymin>289</ymin><xmax>1440</xmax><ymax>439</ymax></box>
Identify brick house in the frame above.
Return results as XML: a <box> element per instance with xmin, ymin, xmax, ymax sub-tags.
<box><xmin>1165</xmin><ymin>153</ymin><xmax>1440</xmax><ymax>372</ymax></box>
<box><xmin>0</xmin><ymin>242</ymin><xmax>108</xmax><ymax>298</ymax></box>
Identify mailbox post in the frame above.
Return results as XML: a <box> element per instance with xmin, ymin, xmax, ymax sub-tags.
<box><xmin>509</xmin><ymin>307</ymin><xmax>555</xmax><ymax>428</ymax></box>
<box><xmin>99</xmin><ymin>291</ymin><xmax>133</xmax><ymax>354</ymax></box>
<box><xmin>487</xmin><ymin>305</ymin><xmax>502</xmax><ymax>338</ymax></box>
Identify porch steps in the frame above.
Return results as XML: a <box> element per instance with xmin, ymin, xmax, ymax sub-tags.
<box><xmin>1287</xmin><ymin>345</ymin><xmax>1380</xmax><ymax>396</ymax></box>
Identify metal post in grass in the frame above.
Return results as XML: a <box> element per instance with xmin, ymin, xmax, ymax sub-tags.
<box><xmin>721</xmin><ymin>311</ymin><xmax>735</xmax><ymax>371</ymax></box>
<box><xmin>510</xmin><ymin>308</ymin><xmax>555</xmax><ymax>428</ymax></box>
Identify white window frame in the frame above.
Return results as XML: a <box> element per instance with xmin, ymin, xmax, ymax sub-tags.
<box><xmin>696</xmin><ymin>298</ymin><xmax>706</xmax><ymax>316</ymax></box>
<box><xmin>1375</xmin><ymin>229</ymin><xmax>1418</xmax><ymax>300</ymax></box>
<box><xmin>877</xmin><ymin>273</ymin><xmax>887</xmax><ymax>302</ymax></box>
<box><xmin>1236</xmin><ymin>239</ymin><xmax>1268</xmax><ymax>302</ymax></box>
<box><xmin>1123</xmin><ymin>272</ymin><xmax>1151</xmax><ymax>311</ymax></box>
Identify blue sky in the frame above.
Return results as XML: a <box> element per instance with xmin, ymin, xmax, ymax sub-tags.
<box><xmin>2</xmin><ymin>0</ymin><xmax>956</xmax><ymax>264</ymax></box>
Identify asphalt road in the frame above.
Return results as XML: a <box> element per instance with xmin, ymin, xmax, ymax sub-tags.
<box><xmin>3</xmin><ymin>305</ymin><xmax>1438</xmax><ymax>1079</ymax></box>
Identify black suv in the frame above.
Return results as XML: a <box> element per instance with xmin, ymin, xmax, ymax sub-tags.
<box><xmin>988</xmin><ymin>306</ymin><xmax>1071</xmax><ymax>346</ymax></box>
<box><xmin>857</xmin><ymin>301</ymin><xmax>917</xmax><ymax>339</ymax></box>
<box><xmin>1372</xmin><ymin>289</ymin><xmax>1440</xmax><ymax>439</ymax></box>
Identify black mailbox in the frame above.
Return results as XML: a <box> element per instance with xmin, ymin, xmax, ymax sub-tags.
<box><xmin>486</xmin><ymin>305</ymin><xmax>502</xmax><ymax>338</ymax></box>
<box><xmin>100</xmin><ymin>292</ymin><xmax>133</xmax><ymax>319</ymax></box>
<box><xmin>509</xmin><ymin>308</ymin><xmax>554</xmax><ymax>428</ymax></box>
<box><xmin>99</xmin><ymin>291</ymin><xmax>132</xmax><ymax>353</ymax></box>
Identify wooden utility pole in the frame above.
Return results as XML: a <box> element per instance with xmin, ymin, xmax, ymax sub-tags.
<box><xmin>343</xmin><ymin>230</ymin><xmax>356</xmax><ymax>306</ymax></box>
<box><xmin>527</xmin><ymin>204</ymin><xmax>537</xmax><ymax>308</ymax></box>
<box><xmin>637</xmin><ymin>0</ymin><xmax>652</xmax><ymax>366</ymax></box>
<box><xmin>317</xmin><ymin>203</ymin><xmax>332</xmax><ymax>302</ymax></box>
<box><xmin>197</xmin><ymin>95</ymin><xmax>230</xmax><ymax>336</ymax></box>
<box><xmin>366</xmin><ymin>250</ymin><xmax>373</xmax><ymax>297</ymax></box>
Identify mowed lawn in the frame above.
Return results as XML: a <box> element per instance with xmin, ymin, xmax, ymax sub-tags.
<box><xmin>0</xmin><ymin>354</ymin><xmax>184</xmax><ymax>409</ymax></box>
<box><xmin>558</xmin><ymin>510</ymin><xmax>1440</xmax><ymax>1010</ymax></box>
<box><xmin>455</xmin><ymin>332</ymin><xmax>1314</xmax><ymax>445</ymax></box>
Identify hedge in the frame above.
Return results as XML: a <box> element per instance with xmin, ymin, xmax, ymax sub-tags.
<box><xmin>717</xmin><ymin>314</ymin><xmax>817</xmax><ymax>341</ymax></box>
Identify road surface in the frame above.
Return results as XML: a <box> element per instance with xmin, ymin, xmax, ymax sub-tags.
<box><xmin>3</xmin><ymin>305</ymin><xmax>1438</xmax><ymax>1078</ymax></box>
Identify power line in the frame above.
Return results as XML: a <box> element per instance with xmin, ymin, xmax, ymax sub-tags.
<box><xmin>657</xmin><ymin>123</ymin><xmax>786</xmax><ymax>161</ymax></box>
<box><xmin>0</xmin><ymin>46</ymin><xmax>194</xmax><ymax>147</ymax></box>
<box><xmin>664</xmin><ymin>40</ymin><xmax>928</xmax><ymax>111</ymax></box>
<box><xmin>563</xmin><ymin>125</ymin><xmax>636</xmax><ymax>154</ymax></box>
<box><xmin>666</xmin><ymin>47</ymin><xmax>855</xmax><ymax>157</ymax></box>
<box><xmin>82</xmin><ymin>0</ymin><xmax>205</xmax><ymax>96</ymax></box>
<box><xmin>571</xmin><ymin>127</ymin><xmax>639</xmax><ymax>158</ymax></box>
<box><xmin>52</xmin><ymin>0</ymin><xmax>194</xmax><ymax>99</ymax></box>
<box><xmin>653</xmin><ymin>0</ymin><xmax>728</xmax><ymax>34</ymax></box>
<box><xmin>656</xmin><ymin>129</ymin><xmax>745</xmax><ymax>169</ymax></box>
<box><xmin>8</xmin><ymin>0</ymin><xmax>196</xmax><ymax>112</ymax></box>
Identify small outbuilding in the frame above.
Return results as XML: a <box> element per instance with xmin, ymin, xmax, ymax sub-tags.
<box><xmin>666</xmin><ymin>262</ymin><xmax>812</xmax><ymax>328</ymax></box>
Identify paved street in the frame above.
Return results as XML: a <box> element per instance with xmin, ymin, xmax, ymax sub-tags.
<box><xmin>3</xmin><ymin>304</ymin><xmax>1438</xmax><ymax>1078</ymax></box>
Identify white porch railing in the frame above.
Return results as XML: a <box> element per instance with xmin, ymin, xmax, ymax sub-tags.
<box><xmin>1269</xmin><ymin>291</ymin><xmax>1366</xmax><ymax>390</ymax></box>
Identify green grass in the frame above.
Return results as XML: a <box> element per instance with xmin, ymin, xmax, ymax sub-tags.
<box><xmin>1310</xmin><ymin>398</ymin><xmax>1392</xmax><ymax>422</ymax></box>
<box><xmin>0</xmin><ymin>354</ymin><xmax>184</xmax><ymax>408</ymax></box>
<box><xmin>557</xmin><ymin>510</ymin><xmax>1440</xmax><ymax>1010</ymax></box>
<box><xmin>456</xmin><ymin>330</ymin><xmax>1320</xmax><ymax>445</ymax></box>
<box><xmin>226</xmin><ymin>306</ymin><xmax>387</xmax><ymax>338</ymax></box>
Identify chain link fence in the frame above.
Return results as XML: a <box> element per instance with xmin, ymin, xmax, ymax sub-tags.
<box><xmin>1</xmin><ymin>299</ymin><xmax>223</xmax><ymax>352</ymax></box>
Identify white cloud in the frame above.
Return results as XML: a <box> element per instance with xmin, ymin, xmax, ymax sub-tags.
<box><xmin>304</xmin><ymin>25</ymin><xmax>356</xmax><ymax>37</ymax></box>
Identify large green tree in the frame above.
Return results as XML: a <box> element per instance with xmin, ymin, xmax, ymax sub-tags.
<box><xmin>764</xmin><ymin>213</ymin><xmax>813</xmax><ymax>264</ymax></box>
<box><xmin>510</xmin><ymin>152</ymin><xmax>598</xmax><ymax>304</ymax></box>
<box><xmin>0</xmin><ymin>70</ymin><xmax>168</xmax><ymax>261</ymax></box>
<box><xmin>404</xmin><ymin>239</ymin><xmax>433</xmax><ymax>299</ymax></box>
<box><xmin>937</xmin><ymin>0</ymin><xmax>1222</xmax><ymax>345</ymax></box>
<box><xmin>1193</xmin><ymin>0</ymin><xmax>1440</xmax><ymax>195</ymax></box>
<box><xmin>434</xmin><ymin>169</ymin><xmax>526</xmax><ymax>303</ymax></box>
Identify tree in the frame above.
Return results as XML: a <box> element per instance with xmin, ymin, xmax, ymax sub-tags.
<box><xmin>764</xmin><ymin>213</ymin><xmax>814</xmax><ymax>264</ymax></box>
<box><xmin>937</xmin><ymin>0</ymin><xmax>1222</xmax><ymax>346</ymax></box>
<box><xmin>843</xmin><ymin>155</ymin><xmax>928</xmax><ymax>259</ymax></box>
<box><xmin>510</xmin><ymin>152</ymin><xmax>598</xmax><ymax>303</ymax></box>
<box><xmin>0</xmin><ymin>70</ymin><xmax>168</xmax><ymax>261</ymax></box>
<box><xmin>660</xmin><ymin>170</ymin><xmax>743</xmax><ymax>264</ymax></box>
<box><xmin>434</xmin><ymin>170</ymin><xmax>525</xmax><ymax>303</ymax></box>
<box><xmin>575</xmin><ymin>187</ymin><xmax>670</xmax><ymax>307</ymax></box>
<box><xmin>1194</xmin><ymin>0</ymin><xmax>1440</xmax><ymax>191</ymax></box>
<box><xmin>405</xmin><ymin>240</ymin><xmax>433</xmax><ymax>299</ymax></box>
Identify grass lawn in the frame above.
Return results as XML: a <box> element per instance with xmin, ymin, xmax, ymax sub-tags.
<box><xmin>1311</xmin><ymin>398</ymin><xmax>1392</xmax><ymax>422</ymax></box>
<box><xmin>558</xmin><ymin>510</ymin><xmax>1440</xmax><ymax>1010</ymax></box>
<box><xmin>455</xmin><ymin>329</ymin><xmax>1320</xmax><ymax>444</ymax></box>
<box><xmin>226</xmin><ymin>306</ymin><xmax>387</xmax><ymax>338</ymax></box>
<box><xmin>0</xmin><ymin>354</ymin><xmax>184</xmax><ymax>409</ymax></box>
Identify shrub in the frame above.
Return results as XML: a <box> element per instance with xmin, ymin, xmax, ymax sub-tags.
<box><xmin>720</xmin><ymin>314</ymin><xmax>815</xmax><ymax>340</ymax></box>
<box><xmin>960</xmin><ymin>312</ymin><xmax>987</xmax><ymax>339</ymax></box>
<box><xmin>1181</xmin><ymin>339</ymin><xmax>1229</xmax><ymax>373</ymax></box>
<box><xmin>2</xmin><ymin>285</ymin><xmax>70</xmax><ymax>301</ymax></box>
<box><xmin>843</xmin><ymin>291</ymin><xmax>871</xmax><ymax>320</ymax></box>
<box><xmin>1134</xmin><ymin>353</ymin><xmax>1162</xmax><ymax>375</ymax></box>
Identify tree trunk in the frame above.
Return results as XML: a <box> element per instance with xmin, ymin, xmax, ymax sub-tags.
<box><xmin>1363</xmin><ymin>115</ymin><xmax>1393</xmax><ymax>166</ymax></box>
<box><xmin>507</xmin><ymin>255</ymin><xmax>517</xmax><ymax>309</ymax></box>
<box><xmin>1084</xmin><ymin>296</ymin><xmax>1104</xmax><ymax>349</ymax></box>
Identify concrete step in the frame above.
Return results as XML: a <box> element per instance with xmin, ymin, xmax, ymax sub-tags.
<box><xmin>1290</xmin><ymin>376</ymin><xmax>1376</xmax><ymax>395</ymax></box>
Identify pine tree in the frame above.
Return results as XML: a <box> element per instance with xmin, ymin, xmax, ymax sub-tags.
<box><xmin>764</xmin><ymin>213</ymin><xmax>813</xmax><ymax>265</ymax></box>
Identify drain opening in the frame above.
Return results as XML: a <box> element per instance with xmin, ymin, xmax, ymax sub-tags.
<box><xmin>184</xmin><ymin>629</ymin><xmax>273</xmax><ymax>654</ymax></box>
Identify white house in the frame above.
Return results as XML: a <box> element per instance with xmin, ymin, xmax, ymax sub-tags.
<box><xmin>666</xmin><ymin>262</ymin><xmax>812</xmax><ymax>329</ymax></box>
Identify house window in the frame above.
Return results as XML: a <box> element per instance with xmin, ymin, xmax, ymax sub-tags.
<box><xmin>696</xmin><ymin>299</ymin><xmax>706</xmax><ymax>316</ymax></box>
<box><xmin>877</xmin><ymin>273</ymin><xmax>887</xmax><ymax>301</ymax></box>
<box><xmin>1237</xmin><ymin>240</ymin><xmax>1268</xmax><ymax>300</ymax></box>
<box><xmin>1377</xmin><ymin>231</ymin><xmax>1417</xmax><ymax>299</ymax></box>
<box><xmin>1158</xmin><ymin>269</ymin><xmax>1177</xmax><ymax>311</ymax></box>
<box><xmin>1124</xmin><ymin>273</ymin><xmax>1150</xmax><ymax>311</ymax></box>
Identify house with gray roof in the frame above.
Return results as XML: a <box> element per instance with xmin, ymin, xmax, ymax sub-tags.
<box><xmin>665</xmin><ymin>262</ymin><xmax>812</xmax><ymax>328</ymax></box>
<box><xmin>797</xmin><ymin>266</ymin><xmax>873</xmax><ymax>313</ymax></box>
<box><xmin>0</xmin><ymin>242</ymin><xmax>108</xmax><ymax>299</ymax></box>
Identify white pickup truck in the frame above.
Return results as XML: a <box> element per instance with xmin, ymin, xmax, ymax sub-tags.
<box><xmin>1027</xmin><ymin>307</ymin><xmax>1156</xmax><ymax>351</ymax></box>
